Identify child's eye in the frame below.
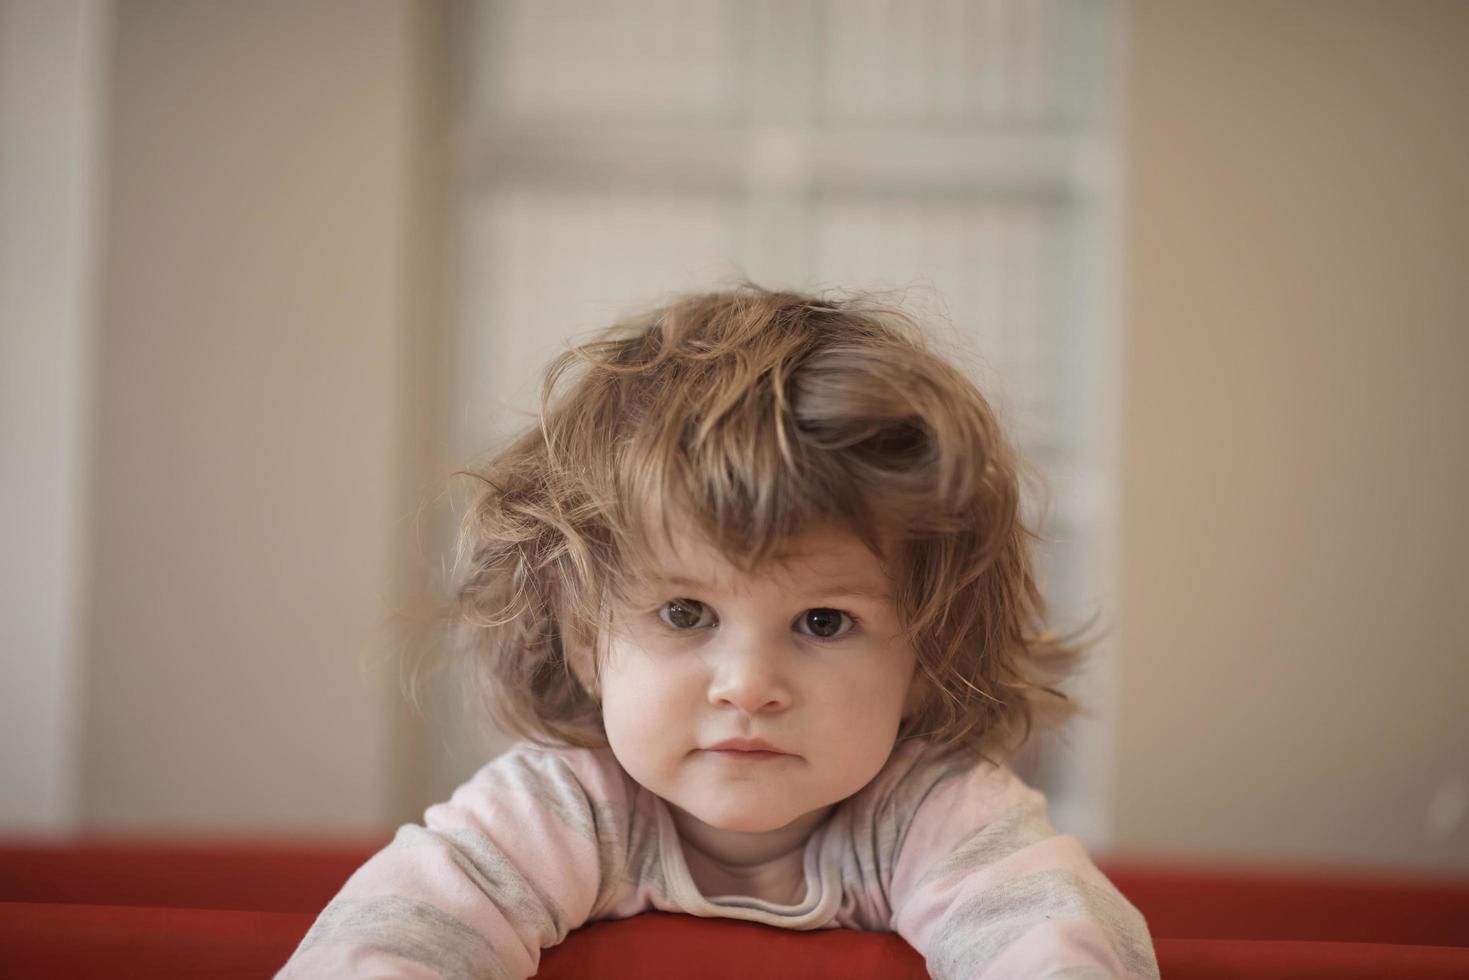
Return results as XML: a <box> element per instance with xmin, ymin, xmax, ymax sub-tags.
<box><xmin>658</xmin><ymin>598</ymin><xmax>716</xmax><ymax>630</ymax></box>
<box><xmin>794</xmin><ymin>608</ymin><xmax>855</xmax><ymax>640</ymax></box>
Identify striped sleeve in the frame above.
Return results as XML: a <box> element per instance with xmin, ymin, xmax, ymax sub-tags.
<box><xmin>275</xmin><ymin>745</ymin><xmax>630</xmax><ymax>980</ymax></box>
<box><xmin>888</xmin><ymin>761</ymin><xmax>1159</xmax><ymax>980</ymax></box>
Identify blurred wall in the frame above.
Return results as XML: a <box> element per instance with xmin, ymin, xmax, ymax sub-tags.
<box><xmin>8</xmin><ymin>0</ymin><xmax>1466</xmax><ymax>873</ymax></box>
<box><xmin>79</xmin><ymin>0</ymin><xmax>443</xmax><ymax>834</ymax></box>
<box><xmin>0</xmin><ymin>0</ymin><xmax>110</xmax><ymax>831</ymax></box>
<box><xmin>1117</xmin><ymin>0</ymin><xmax>1469</xmax><ymax>871</ymax></box>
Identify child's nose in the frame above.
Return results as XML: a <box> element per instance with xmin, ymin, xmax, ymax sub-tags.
<box><xmin>706</xmin><ymin>641</ymin><xmax>792</xmax><ymax>715</ymax></box>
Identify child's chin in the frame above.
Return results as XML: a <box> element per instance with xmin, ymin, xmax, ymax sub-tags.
<box><xmin>693</xmin><ymin>803</ymin><xmax>799</xmax><ymax>834</ymax></box>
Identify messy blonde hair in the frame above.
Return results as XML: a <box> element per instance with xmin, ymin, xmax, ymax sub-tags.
<box><xmin>443</xmin><ymin>286</ymin><xmax>1084</xmax><ymax>764</ymax></box>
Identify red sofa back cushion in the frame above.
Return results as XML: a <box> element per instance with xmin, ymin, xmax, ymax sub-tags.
<box><xmin>1102</xmin><ymin>860</ymin><xmax>1469</xmax><ymax>947</ymax></box>
<box><xmin>5</xmin><ymin>903</ymin><xmax>1469</xmax><ymax>980</ymax></box>
<box><xmin>0</xmin><ymin>838</ymin><xmax>378</xmax><ymax>913</ymax></box>
<box><xmin>6</xmin><ymin>841</ymin><xmax>1468</xmax><ymax>947</ymax></box>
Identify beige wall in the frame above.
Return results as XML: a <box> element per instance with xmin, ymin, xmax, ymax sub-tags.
<box><xmin>1117</xmin><ymin>1</ymin><xmax>1469</xmax><ymax>871</ymax></box>
<box><xmin>82</xmin><ymin>0</ymin><xmax>442</xmax><ymax>834</ymax></box>
<box><xmin>0</xmin><ymin>0</ymin><xmax>110</xmax><ymax>832</ymax></box>
<box><xmin>38</xmin><ymin>0</ymin><xmax>1467</xmax><ymax>874</ymax></box>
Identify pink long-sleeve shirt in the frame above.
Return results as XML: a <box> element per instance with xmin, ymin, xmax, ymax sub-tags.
<box><xmin>276</xmin><ymin>739</ymin><xmax>1158</xmax><ymax>979</ymax></box>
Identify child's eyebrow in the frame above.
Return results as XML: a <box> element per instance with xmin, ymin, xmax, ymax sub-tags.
<box><xmin>656</xmin><ymin>574</ymin><xmax>892</xmax><ymax>603</ymax></box>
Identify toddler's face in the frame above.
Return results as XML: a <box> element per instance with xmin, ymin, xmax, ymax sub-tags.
<box><xmin>597</xmin><ymin>524</ymin><xmax>918</xmax><ymax>841</ymax></box>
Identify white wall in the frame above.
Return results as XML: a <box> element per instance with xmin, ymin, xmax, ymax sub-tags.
<box><xmin>0</xmin><ymin>0</ymin><xmax>111</xmax><ymax>833</ymax></box>
<box><xmin>76</xmin><ymin>0</ymin><xmax>442</xmax><ymax>834</ymax></box>
<box><xmin>1117</xmin><ymin>0</ymin><xmax>1469</xmax><ymax>872</ymax></box>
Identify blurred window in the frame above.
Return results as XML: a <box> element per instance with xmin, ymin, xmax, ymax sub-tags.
<box><xmin>448</xmin><ymin>0</ymin><xmax>1123</xmax><ymax>846</ymax></box>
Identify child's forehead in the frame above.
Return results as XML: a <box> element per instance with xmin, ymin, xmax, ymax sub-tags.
<box><xmin>635</xmin><ymin>522</ymin><xmax>891</xmax><ymax>597</ymax></box>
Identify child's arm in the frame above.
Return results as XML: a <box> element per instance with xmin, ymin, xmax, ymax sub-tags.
<box><xmin>889</xmin><ymin>761</ymin><xmax>1159</xmax><ymax>980</ymax></box>
<box><xmin>275</xmin><ymin>745</ymin><xmax>625</xmax><ymax>979</ymax></box>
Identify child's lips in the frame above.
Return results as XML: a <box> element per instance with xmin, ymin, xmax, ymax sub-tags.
<box><xmin>702</xmin><ymin>738</ymin><xmax>793</xmax><ymax>760</ymax></box>
<box><xmin>705</xmin><ymin>749</ymin><xmax>789</xmax><ymax>761</ymax></box>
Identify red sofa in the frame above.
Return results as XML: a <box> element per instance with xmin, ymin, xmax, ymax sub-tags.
<box><xmin>3</xmin><ymin>839</ymin><xmax>1467</xmax><ymax>978</ymax></box>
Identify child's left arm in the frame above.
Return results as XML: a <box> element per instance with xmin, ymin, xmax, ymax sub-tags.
<box><xmin>888</xmin><ymin>761</ymin><xmax>1159</xmax><ymax>980</ymax></box>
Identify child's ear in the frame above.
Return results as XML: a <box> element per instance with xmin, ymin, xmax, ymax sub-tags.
<box><xmin>563</xmin><ymin>631</ymin><xmax>600</xmax><ymax>700</ymax></box>
<box><xmin>902</xmin><ymin>669</ymin><xmax>930</xmax><ymax>720</ymax></box>
<box><xmin>553</xmin><ymin>593</ymin><xmax>600</xmax><ymax>700</ymax></box>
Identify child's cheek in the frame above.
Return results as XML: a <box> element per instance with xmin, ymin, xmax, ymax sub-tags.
<box><xmin>600</xmin><ymin>648</ymin><xmax>691</xmax><ymax>752</ymax></box>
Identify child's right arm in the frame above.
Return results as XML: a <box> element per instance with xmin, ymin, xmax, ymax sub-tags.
<box><xmin>274</xmin><ymin>745</ymin><xmax>627</xmax><ymax>979</ymax></box>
